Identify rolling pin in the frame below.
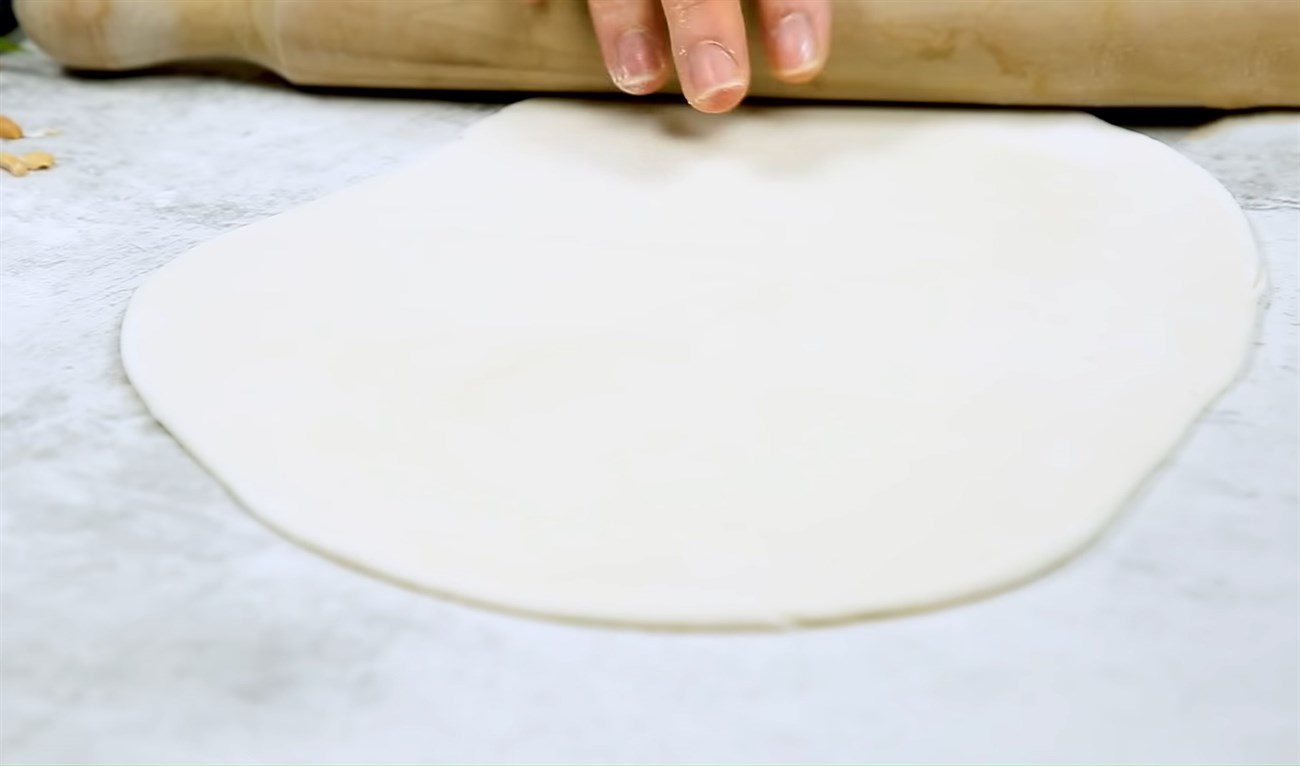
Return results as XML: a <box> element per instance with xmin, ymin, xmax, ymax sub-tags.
<box><xmin>16</xmin><ymin>0</ymin><xmax>1300</xmax><ymax>108</ymax></box>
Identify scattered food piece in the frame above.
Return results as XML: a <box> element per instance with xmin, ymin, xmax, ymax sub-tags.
<box><xmin>0</xmin><ymin>152</ymin><xmax>28</xmax><ymax>176</ymax></box>
<box><xmin>20</xmin><ymin>151</ymin><xmax>55</xmax><ymax>169</ymax></box>
<box><xmin>0</xmin><ymin>115</ymin><xmax>21</xmax><ymax>140</ymax></box>
<box><xmin>0</xmin><ymin>150</ymin><xmax>55</xmax><ymax>177</ymax></box>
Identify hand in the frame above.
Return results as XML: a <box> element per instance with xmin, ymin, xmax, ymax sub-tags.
<box><xmin>587</xmin><ymin>0</ymin><xmax>832</xmax><ymax>113</ymax></box>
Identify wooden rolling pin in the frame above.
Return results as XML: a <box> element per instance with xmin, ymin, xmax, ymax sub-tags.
<box><xmin>16</xmin><ymin>0</ymin><xmax>1300</xmax><ymax>107</ymax></box>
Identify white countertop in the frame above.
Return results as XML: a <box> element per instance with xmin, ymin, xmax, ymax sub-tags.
<box><xmin>1</xmin><ymin>48</ymin><xmax>1296</xmax><ymax>765</ymax></box>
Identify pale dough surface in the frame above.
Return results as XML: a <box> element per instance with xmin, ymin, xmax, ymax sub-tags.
<box><xmin>121</xmin><ymin>100</ymin><xmax>1263</xmax><ymax>628</ymax></box>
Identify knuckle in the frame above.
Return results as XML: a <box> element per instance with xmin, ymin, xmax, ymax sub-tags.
<box><xmin>664</xmin><ymin>0</ymin><xmax>712</xmax><ymax>18</ymax></box>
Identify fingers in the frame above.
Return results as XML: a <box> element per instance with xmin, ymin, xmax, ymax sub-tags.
<box><xmin>661</xmin><ymin>0</ymin><xmax>750</xmax><ymax>113</ymax></box>
<box><xmin>588</xmin><ymin>0</ymin><xmax>670</xmax><ymax>95</ymax></box>
<box><xmin>588</xmin><ymin>0</ymin><xmax>827</xmax><ymax>112</ymax></box>
<box><xmin>757</xmin><ymin>0</ymin><xmax>831</xmax><ymax>83</ymax></box>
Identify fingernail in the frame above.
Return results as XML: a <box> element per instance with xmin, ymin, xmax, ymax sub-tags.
<box><xmin>613</xmin><ymin>27</ymin><xmax>663</xmax><ymax>94</ymax></box>
<box><xmin>686</xmin><ymin>40</ymin><xmax>745</xmax><ymax>109</ymax></box>
<box><xmin>773</xmin><ymin>12</ymin><xmax>819</xmax><ymax>77</ymax></box>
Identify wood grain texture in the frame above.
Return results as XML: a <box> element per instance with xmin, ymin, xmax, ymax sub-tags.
<box><xmin>16</xmin><ymin>0</ymin><xmax>1300</xmax><ymax>107</ymax></box>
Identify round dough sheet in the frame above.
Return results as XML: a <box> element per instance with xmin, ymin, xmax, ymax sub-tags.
<box><xmin>122</xmin><ymin>101</ymin><xmax>1263</xmax><ymax>628</ymax></box>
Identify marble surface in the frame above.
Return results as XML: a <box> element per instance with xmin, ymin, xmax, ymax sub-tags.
<box><xmin>1</xmin><ymin>47</ymin><xmax>1297</xmax><ymax>765</ymax></box>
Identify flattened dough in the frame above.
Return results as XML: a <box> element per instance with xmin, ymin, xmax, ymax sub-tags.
<box><xmin>122</xmin><ymin>101</ymin><xmax>1263</xmax><ymax>628</ymax></box>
